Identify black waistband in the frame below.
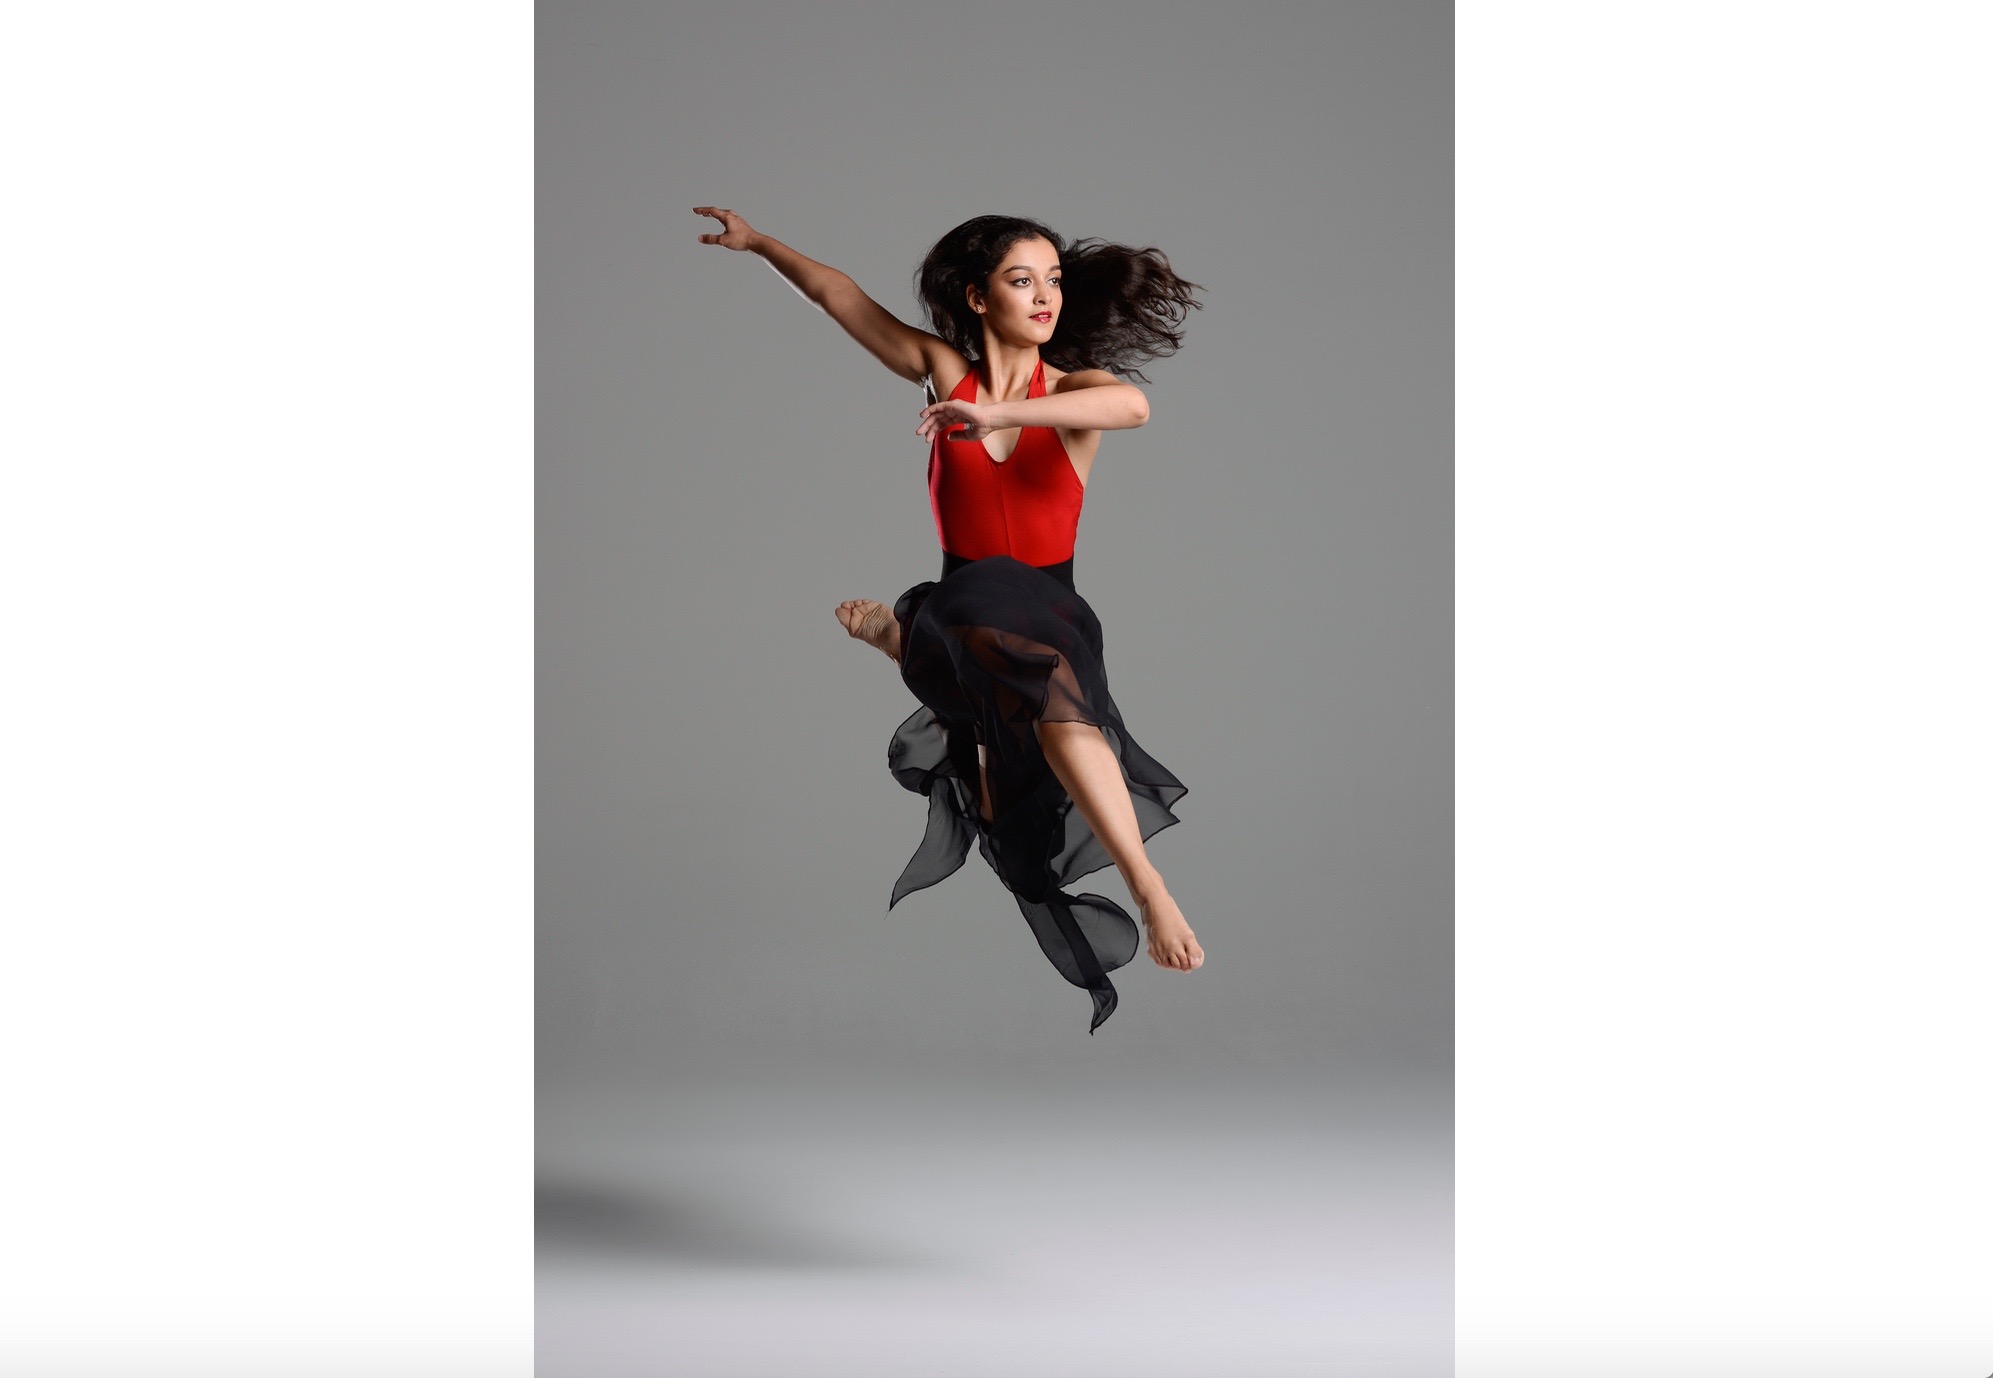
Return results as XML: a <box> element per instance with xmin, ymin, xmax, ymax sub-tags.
<box><xmin>942</xmin><ymin>550</ymin><xmax>1076</xmax><ymax>591</ymax></box>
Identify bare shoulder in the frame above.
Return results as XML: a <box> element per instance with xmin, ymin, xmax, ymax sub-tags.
<box><xmin>1041</xmin><ymin>363</ymin><xmax>1117</xmax><ymax>488</ymax></box>
<box><xmin>1046</xmin><ymin>364</ymin><xmax>1126</xmax><ymax>394</ymax></box>
<box><xmin>815</xmin><ymin>280</ymin><xmax>972</xmax><ymax>389</ymax></box>
<box><xmin>919</xmin><ymin>339</ymin><xmax>976</xmax><ymax>401</ymax></box>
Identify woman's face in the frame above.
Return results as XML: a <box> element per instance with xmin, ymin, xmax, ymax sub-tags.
<box><xmin>970</xmin><ymin>237</ymin><xmax>1061</xmax><ymax>348</ymax></box>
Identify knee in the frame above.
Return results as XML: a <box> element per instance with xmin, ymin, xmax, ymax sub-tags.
<box><xmin>1034</xmin><ymin>718</ymin><xmax>1104</xmax><ymax>748</ymax></box>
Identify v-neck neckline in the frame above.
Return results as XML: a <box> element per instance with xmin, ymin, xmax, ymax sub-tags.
<box><xmin>968</xmin><ymin>358</ymin><xmax>1042</xmax><ymax>465</ymax></box>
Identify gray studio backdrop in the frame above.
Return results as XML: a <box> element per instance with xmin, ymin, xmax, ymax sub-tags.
<box><xmin>540</xmin><ymin>4</ymin><xmax>1451</xmax><ymax>1372</ymax></box>
<box><xmin>540</xmin><ymin>0</ymin><xmax>1450</xmax><ymax>1082</ymax></box>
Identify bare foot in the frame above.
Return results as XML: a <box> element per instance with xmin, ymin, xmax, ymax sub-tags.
<box><xmin>834</xmin><ymin>598</ymin><xmax>901</xmax><ymax>662</ymax></box>
<box><xmin>1136</xmin><ymin>888</ymin><xmax>1204</xmax><ymax>971</ymax></box>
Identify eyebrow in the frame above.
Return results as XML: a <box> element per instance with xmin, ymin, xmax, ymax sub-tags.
<box><xmin>1000</xmin><ymin>264</ymin><xmax>1062</xmax><ymax>275</ymax></box>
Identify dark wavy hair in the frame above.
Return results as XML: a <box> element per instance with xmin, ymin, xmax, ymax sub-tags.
<box><xmin>914</xmin><ymin>214</ymin><xmax>1204</xmax><ymax>385</ymax></box>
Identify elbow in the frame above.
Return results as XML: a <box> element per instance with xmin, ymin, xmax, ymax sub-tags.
<box><xmin>811</xmin><ymin>273</ymin><xmax>860</xmax><ymax>310</ymax></box>
<box><xmin>1127</xmin><ymin>389</ymin><xmax>1151</xmax><ymax>428</ymax></box>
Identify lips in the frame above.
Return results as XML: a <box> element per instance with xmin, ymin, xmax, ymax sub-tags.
<box><xmin>1031</xmin><ymin>313</ymin><xmax>1052</xmax><ymax>322</ymax></box>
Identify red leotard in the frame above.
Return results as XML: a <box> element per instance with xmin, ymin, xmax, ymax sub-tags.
<box><xmin>927</xmin><ymin>357</ymin><xmax>1085</xmax><ymax>565</ymax></box>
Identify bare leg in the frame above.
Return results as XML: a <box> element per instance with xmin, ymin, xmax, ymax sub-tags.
<box><xmin>833</xmin><ymin>607</ymin><xmax>1186</xmax><ymax>965</ymax></box>
<box><xmin>1036</xmin><ymin>719</ymin><xmax>1203</xmax><ymax>971</ymax></box>
<box><xmin>834</xmin><ymin>598</ymin><xmax>901</xmax><ymax>662</ymax></box>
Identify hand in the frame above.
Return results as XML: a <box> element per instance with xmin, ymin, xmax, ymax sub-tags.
<box><xmin>694</xmin><ymin>206</ymin><xmax>759</xmax><ymax>251</ymax></box>
<box><xmin>916</xmin><ymin>397</ymin><xmax>996</xmax><ymax>443</ymax></box>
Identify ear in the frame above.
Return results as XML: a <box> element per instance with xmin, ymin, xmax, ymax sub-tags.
<box><xmin>963</xmin><ymin>282</ymin><xmax>984</xmax><ymax>314</ymax></box>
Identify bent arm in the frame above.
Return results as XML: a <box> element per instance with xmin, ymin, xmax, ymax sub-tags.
<box><xmin>752</xmin><ymin>232</ymin><xmax>953</xmax><ymax>385</ymax></box>
<box><xmin>986</xmin><ymin>372</ymin><xmax>1149</xmax><ymax>432</ymax></box>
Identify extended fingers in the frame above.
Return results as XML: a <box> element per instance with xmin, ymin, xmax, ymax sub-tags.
<box><xmin>694</xmin><ymin>206</ymin><xmax>736</xmax><ymax>244</ymax></box>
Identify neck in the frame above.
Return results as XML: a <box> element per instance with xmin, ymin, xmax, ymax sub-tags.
<box><xmin>977</xmin><ymin>340</ymin><xmax>1041</xmax><ymax>396</ymax></box>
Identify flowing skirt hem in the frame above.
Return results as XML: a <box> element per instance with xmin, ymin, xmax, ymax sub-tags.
<box><xmin>883</xmin><ymin>555</ymin><xmax>1187</xmax><ymax>1034</ymax></box>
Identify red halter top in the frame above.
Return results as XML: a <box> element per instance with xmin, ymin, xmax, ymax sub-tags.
<box><xmin>927</xmin><ymin>357</ymin><xmax>1085</xmax><ymax>565</ymax></box>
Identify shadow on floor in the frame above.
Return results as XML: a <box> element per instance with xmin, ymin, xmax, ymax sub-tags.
<box><xmin>535</xmin><ymin>1177</ymin><xmax>950</xmax><ymax>1272</ymax></box>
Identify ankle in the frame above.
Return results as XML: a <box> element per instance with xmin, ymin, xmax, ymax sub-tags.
<box><xmin>1127</xmin><ymin>871</ymin><xmax>1168</xmax><ymax>909</ymax></box>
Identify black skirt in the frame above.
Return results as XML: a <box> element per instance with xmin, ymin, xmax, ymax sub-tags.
<box><xmin>886</xmin><ymin>551</ymin><xmax>1188</xmax><ymax>1034</ymax></box>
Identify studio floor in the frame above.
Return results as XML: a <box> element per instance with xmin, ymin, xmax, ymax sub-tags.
<box><xmin>538</xmin><ymin>1066</ymin><xmax>1451</xmax><ymax>1377</ymax></box>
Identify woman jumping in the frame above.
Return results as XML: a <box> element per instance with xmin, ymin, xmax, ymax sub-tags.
<box><xmin>695</xmin><ymin>206</ymin><xmax>1205</xmax><ymax>1032</ymax></box>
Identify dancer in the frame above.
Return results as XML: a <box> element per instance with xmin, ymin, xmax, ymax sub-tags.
<box><xmin>696</xmin><ymin>206</ymin><xmax>1205</xmax><ymax>1032</ymax></box>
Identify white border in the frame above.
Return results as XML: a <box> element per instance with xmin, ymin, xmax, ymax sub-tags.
<box><xmin>1</xmin><ymin>5</ymin><xmax>533</xmax><ymax>1373</ymax></box>
<box><xmin>1459</xmin><ymin>3</ymin><xmax>1993</xmax><ymax>1372</ymax></box>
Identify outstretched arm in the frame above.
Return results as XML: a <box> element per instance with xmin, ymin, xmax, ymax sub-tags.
<box><xmin>695</xmin><ymin>206</ymin><xmax>958</xmax><ymax>386</ymax></box>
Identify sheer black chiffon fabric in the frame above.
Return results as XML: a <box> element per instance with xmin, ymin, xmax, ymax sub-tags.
<box><xmin>887</xmin><ymin>552</ymin><xmax>1187</xmax><ymax>1033</ymax></box>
